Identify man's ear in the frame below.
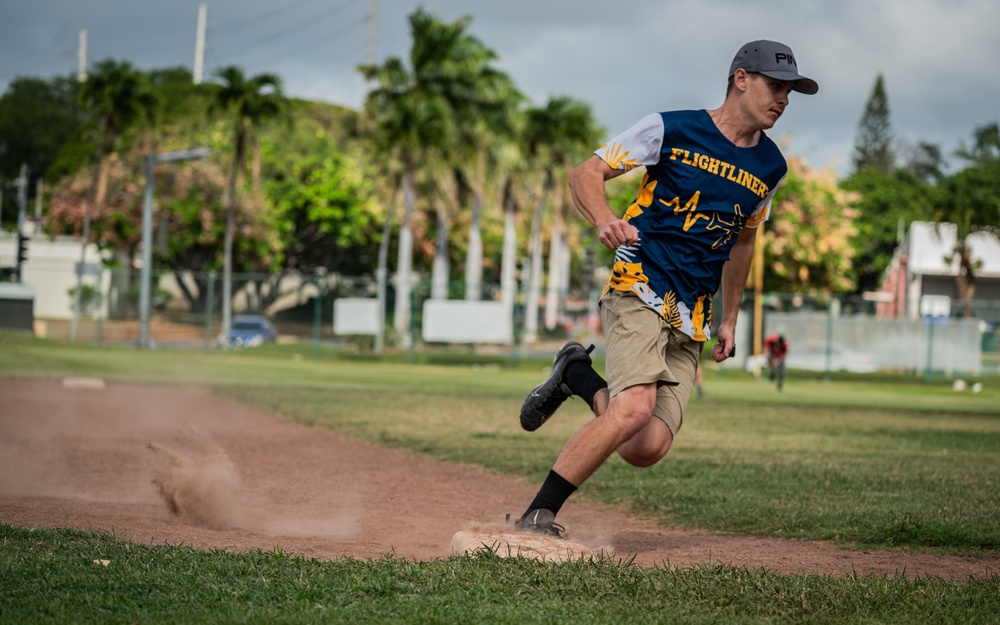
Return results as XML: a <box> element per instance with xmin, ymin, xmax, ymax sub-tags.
<box><xmin>732</xmin><ymin>68</ymin><xmax>751</xmax><ymax>92</ymax></box>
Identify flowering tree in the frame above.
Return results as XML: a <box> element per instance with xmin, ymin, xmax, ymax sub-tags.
<box><xmin>766</xmin><ymin>156</ymin><xmax>860</xmax><ymax>294</ymax></box>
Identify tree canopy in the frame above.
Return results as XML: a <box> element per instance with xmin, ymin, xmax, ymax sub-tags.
<box><xmin>853</xmin><ymin>74</ymin><xmax>894</xmax><ymax>174</ymax></box>
<box><xmin>767</xmin><ymin>157</ymin><xmax>859</xmax><ymax>294</ymax></box>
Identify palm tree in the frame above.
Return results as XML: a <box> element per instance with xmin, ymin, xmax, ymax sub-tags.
<box><xmin>73</xmin><ymin>59</ymin><xmax>156</xmax><ymax>336</ymax></box>
<box><xmin>498</xmin><ymin>174</ymin><xmax>522</xmax><ymax>332</ymax></box>
<box><xmin>519</xmin><ymin>97</ymin><xmax>603</xmax><ymax>342</ymax></box>
<box><xmin>455</xmin><ymin>92</ymin><xmax>521</xmax><ymax>302</ymax></box>
<box><xmin>360</xmin><ymin>42</ymin><xmax>450</xmax><ymax>344</ymax></box>
<box><xmin>427</xmin><ymin>27</ymin><xmax>521</xmax><ymax>302</ymax></box>
<box><xmin>360</xmin><ymin>10</ymin><xmax>514</xmax><ymax>336</ymax></box>
<box><xmin>408</xmin><ymin>10</ymin><xmax>517</xmax><ymax>302</ymax></box>
<box><xmin>210</xmin><ymin>66</ymin><xmax>285</xmax><ymax>348</ymax></box>
<box><xmin>933</xmin><ymin>123</ymin><xmax>1000</xmax><ymax>318</ymax></box>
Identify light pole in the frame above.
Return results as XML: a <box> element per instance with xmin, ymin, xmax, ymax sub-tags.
<box><xmin>138</xmin><ymin>147</ymin><xmax>211</xmax><ymax>349</ymax></box>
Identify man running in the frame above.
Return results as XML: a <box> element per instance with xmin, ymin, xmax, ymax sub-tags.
<box><xmin>512</xmin><ymin>40</ymin><xmax>817</xmax><ymax>536</ymax></box>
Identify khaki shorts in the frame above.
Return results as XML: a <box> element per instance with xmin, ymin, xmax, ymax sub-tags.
<box><xmin>599</xmin><ymin>291</ymin><xmax>703</xmax><ymax>436</ymax></box>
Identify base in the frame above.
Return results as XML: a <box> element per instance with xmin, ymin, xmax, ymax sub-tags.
<box><xmin>450</xmin><ymin>527</ymin><xmax>612</xmax><ymax>563</ymax></box>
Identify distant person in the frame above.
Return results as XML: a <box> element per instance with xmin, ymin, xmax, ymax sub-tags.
<box><xmin>510</xmin><ymin>40</ymin><xmax>817</xmax><ymax>537</ymax></box>
<box><xmin>764</xmin><ymin>334</ymin><xmax>789</xmax><ymax>391</ymax></box>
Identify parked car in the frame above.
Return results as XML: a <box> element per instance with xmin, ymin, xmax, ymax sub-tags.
<box><xmin>227</xmin><ymin>315</ymin><xmax>278</xmax><ymax>348</ymax></box>
<box><xmin>745</xmin><ymin>341</ymin><xmax>878</xmax><ymax>373</ymax></box>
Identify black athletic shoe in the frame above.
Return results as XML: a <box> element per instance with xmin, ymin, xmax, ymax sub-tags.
<box><xmin>519</xmin><ymin>341</ymin><xmax>595</xmax><ymax>432</ymax></box>
<box><xmin>506</xmin><ymin>510</ymin><xmax>566</xmax><ymax>539</ymax></box>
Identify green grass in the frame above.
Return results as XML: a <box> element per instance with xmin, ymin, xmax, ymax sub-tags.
<box><xmin>2</xmin><ymin>330</ymin><xmax>1000</xmax><ymax>624</ymax></box>
<box><xmin>3</xmin><ymin>525</ymin><xmax>998</xmax><ymax>625</ymax></box>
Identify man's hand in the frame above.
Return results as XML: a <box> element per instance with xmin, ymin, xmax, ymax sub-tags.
<box><xmin>712</xmin><ymin>325</ymin><xmax>737</xmax><ymax>362</ymax></box>
<box><xmin>599</xmin><ymin>219</ymin><xmax>639</xmax><ymax>249</ymax></box>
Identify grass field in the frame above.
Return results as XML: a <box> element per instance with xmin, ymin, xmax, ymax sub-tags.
<box><xmin>4</xmin><ymin>525</ymin><xmax>998</xmax><ymax>625</ymax></box>
<box><xmin>2</xmin><ymin>331</ymin><xmax>998</xmax><ymax>624</ymax></box>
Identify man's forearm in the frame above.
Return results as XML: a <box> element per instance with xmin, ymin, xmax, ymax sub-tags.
<box><xmin>719</xmin><ymin>228</ymin><xmax>757</xmax><ymax>329</ymax></box>
<box><xmin>569</xmin><ymin>156</ymin><xmax>617</xmax><ymax>230</ymax></box>
<box><xmin>569</xmin><ymin>156</ymin><xmax>637</xmax><ymax>249</ymax></box>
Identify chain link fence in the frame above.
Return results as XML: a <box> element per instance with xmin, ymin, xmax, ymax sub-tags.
<box><xmin>16</xmin><ymin>265</ymin><xmax>1000</xmax><ymax>378</ymax></box>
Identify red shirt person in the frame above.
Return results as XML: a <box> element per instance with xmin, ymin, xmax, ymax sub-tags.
<box><xmin>764</xmin><ymin>334</ymin><xmax>789</xmax><ymax>390</ymax></box>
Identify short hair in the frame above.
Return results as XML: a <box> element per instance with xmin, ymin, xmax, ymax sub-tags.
<box><xmin>726</xmin><ymin>71</ymin><xmax>763</xmax><ymax>97</ymax></box>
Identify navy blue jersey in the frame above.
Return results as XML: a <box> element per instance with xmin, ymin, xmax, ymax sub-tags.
<box><xmin>594</xmin><ymin>109</ymin><xmax>787</xmax><ymax>341</ymax></box>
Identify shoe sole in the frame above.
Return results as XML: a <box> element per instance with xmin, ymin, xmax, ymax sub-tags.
<box><xmin>519</xmin><ymin>342</ymin><xmax>594</xmax><ymax>432</ymax></box>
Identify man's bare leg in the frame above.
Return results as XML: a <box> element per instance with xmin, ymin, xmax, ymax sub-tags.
<box><xmin>552</xmin><ymin>382</ymin><xmax>659</xmax><ymax>486</ymax></box>
<box><xmin>515</xmin><ymin>380</ymin><xmax>678</xmax><ymax>536</ymax></box>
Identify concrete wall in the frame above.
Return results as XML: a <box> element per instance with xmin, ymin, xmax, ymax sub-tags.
<box><xmin>0</xmin><ymin>231</ymin><xmax>106</xmax><ymax>320</ymax></box>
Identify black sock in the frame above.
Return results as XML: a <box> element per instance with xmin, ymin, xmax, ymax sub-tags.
<box><xmin>521</xmin><ymin>469</ymin><xmax>577</xmax><ymax>519</ymax></box>
<box><xmin>564</xmin><ymin>360</ymin><xmax>608</xmax><ymax>411</ymax></box>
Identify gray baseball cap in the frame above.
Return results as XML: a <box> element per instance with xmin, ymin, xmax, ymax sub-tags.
<box><xmin>729</xmin><ymin>40</ymin><xmax>819</xmax><ymax>95</ymax></box>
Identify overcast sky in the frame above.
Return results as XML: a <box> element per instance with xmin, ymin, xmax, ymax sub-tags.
<box><xmin>2</xmin><ymin>0</ymin><xmax>998</xmax><ymax>177</ymax></box>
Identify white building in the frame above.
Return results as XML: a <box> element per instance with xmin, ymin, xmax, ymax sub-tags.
<box><xmin>878</xmin><ymin>221</ymin><xmax>1000</xmax><ymax>323</ymax></box>
<box><xmin>0</xmin><ymin>230</ymin><xmax>106</xmax><ymax>320</ymax></box>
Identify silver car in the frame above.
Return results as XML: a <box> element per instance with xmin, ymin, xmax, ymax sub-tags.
<box><xmin>228</xmin><ymin>315</ymin><xmax>278</xmax><ymax>348</ymax></box>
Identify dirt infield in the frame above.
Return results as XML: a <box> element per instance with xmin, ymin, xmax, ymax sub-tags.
<box><xmin>1</xmin><ymin>378</ymin><xmax>996</xmax><ymax>579</ymax></box>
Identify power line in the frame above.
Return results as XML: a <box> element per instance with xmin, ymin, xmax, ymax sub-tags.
<box><xmin>250</xmin><ymin>16</ymin><xmax>368</xmax><ymax>69</ymax></box>
<box><xmin>215</xmin><ymin>0</ymin><xmax>329</xmax><ymax>32</ymax></box>
<box><xmin>2</xmin><ymin>1</ymin><xmax>375</xmax><ymax>93</ymax></box>
<box><xmin>100</xmin><ymin>39</ymin><xmax>196</xmax><ymax>58</ymax></box>
<box><xmin>207</xmin><ymin>1</ymin><xmax>368</xmax><ymax>74</ymax></box>
<box><xmin>208</xmin><ymin>0</ymin><xmax>361</xmax><ymax>55</ymax></box>
<box><xmin>2</xmin><ymin>0</ymin><xmax>365</xmax><ymax>76</ymax></box>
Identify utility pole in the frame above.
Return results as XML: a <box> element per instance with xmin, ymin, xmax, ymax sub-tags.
<box><xmin>193</xmin><ymin>4</ymin><xmax>207</xmax><ymax>85</ymax></box>
<box><xmin>368</xmin><ymin>0</ymin><xmax>378</xmax><ymax>65</ymax></box>
<box><xmin>138</xmin><ymin>147</ymin><xmax>211</xmax><ymax>349</ymax></box>
<box><xmin>34</xmin><ymin>179</ymin><xmax>43</xmax><ymax>220</ymax></box>
<box><xmin>70</xmin><ymin>166</ymin><xmax>95</xmax><ymax>342</ymax></box>
<box><xmin>71</xmin><ymin>30</ymin><xmax>87</xmax><ymax>334</ymax></box>
<box><xmin>78</xmin><ymin>30</ymin><xmax>87</xmax><ymax>82</ymax></box>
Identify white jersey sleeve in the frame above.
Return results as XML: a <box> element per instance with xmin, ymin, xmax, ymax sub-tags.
<box><xmin>594</xmin><ymin>112</ymin><xmax>665</xmax><ymax>172</ymax></box>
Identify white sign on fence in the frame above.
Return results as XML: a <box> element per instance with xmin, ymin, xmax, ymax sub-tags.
<box><xmin>421</xmin><ymin>300</ymin><xmax>511</xmax><ymax>344</ymax></box>
<box><xmin>333</xmin><ymin>298</ymin><xmax>380</xmax><ymax>335</ymax></box>
<box><xmin>920</xmin><ymin>295</ymin><xmax>951</xmax><ymax>318</ymax></box>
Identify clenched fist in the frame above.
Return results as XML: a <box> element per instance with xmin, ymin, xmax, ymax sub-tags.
<box><xmin>599</xmin><ymin>219</ymin><xmax>639</xmax><ymax>249</ymax></box>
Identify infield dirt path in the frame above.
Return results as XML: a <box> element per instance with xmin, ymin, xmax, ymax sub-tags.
<box><xmin>1</xmin><ymin>378</ymin><xmax>996</xmax><ymax>579</ymax></box>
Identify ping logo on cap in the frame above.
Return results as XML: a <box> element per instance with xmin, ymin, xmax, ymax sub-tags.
<box><xmin>774</xmin><ymin>52</ymin><xmax>797</xmax><ymax>67</ymax></box>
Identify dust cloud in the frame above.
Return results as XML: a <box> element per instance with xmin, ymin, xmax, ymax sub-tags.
<box><xmin>147</xmin><ymin>430</ymin><xmax>357</xmax><ymax>538</ymax></box>
<box><xmin>148</xmin><ymin>437</ymin><xmax>243</xmax><ymax>531</ymax></box>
